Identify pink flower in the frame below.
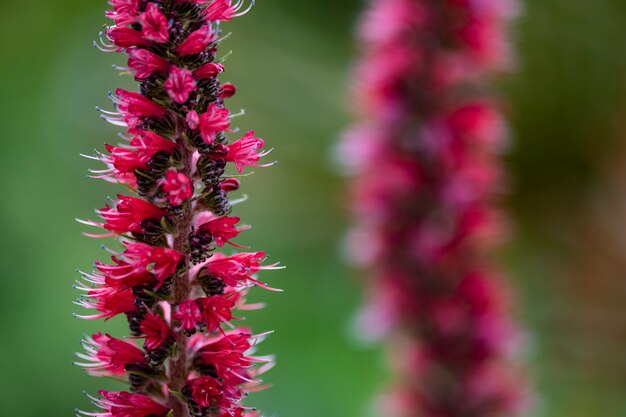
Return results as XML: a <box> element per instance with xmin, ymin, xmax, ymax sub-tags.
<box><xmin>164</xmin><ymin>66</ymin><xmax>197</xmax><ymax>104</ymax></box>
<box><xmin>220</xmin><ymin>178</ymin><xmax>241</xmax><ymax>192</ymax></box>
<box><xmin>109</xmin><ymin>0</ymin><xmax>140</xmax><ymax>15</ymax></box>
<box><xmin>76</xmin><ymin>333</ymin><xmax>145</xmax><ymax>376</ymax></box>
<box><xmin>175</xmin><ymin>25</ymin><xmax>217</xmax><ymax>56</ymax></box>
<box><xmin>76</xmin><ymin>284</ymin><xmax>137</xmax><ymax>320</ymax></box>
<box><xmin>106</xmin><ymin>0</ymin><xmax>140</xmax><ymax>25</ymax></box>
<box><xmin>173</xmin><ymin>299</ymin><xmax>203</xmax><ymax>334</ymax></box>
<box><xmin>125</xmin><ymin>242</ymin><xmax>182</xmax><ymax>283</ymax></box>
<box><xmin>220</xmin><ymin>82</ymin><xmax>237</xmax><ymax>99</ymax></box>
<box><xmin>138</xmin><ymin>3</ymin><xmax>169</xmax><ymax>43</ymax></box>
<box><xmin>107</xmin><ymin>89</ymin><xmax>169</xmax><ymax>128</ymax></box>
<box><xmin>104</xmin><ymin>144</ymin><xmax>146</xmax><ymax>174</ymax></box>
<box><xmin>196</xmin><ymin>331</ymin><xmax>251</xmax><ymax>365</ymax></box>
<box><xmin>189</xmin><ymin>327</ymin><xmax>241</xmax><ymax>351</ymax></box>
<box><xmin>158</xmin><ymin>169</ymin><xmax>194</xmax><ymax>207</ymax></box>
<box><xmin>196</xmin><ymin>296</ymin><xmax>235</xmax><ymax>332</ymax></box>
<box><xmin>203</xmin><ymin>0</ymin><xmax>254</xmax><ymax>22</ymax></box>
<box><xmin>188</xmin><ymin>376</ymin><xmax>223</xmax><ymax>408</ymax></box>
<box><xmin>104</xmin><ymin>131</ymin><xmax>176</xmax><ymax>174</ymax></box>
<box><xmin>225</xmin><ymin>131</ymin><xmax>272</xmax><ymax>173</ymax></box>
<box><xmin>98</xmin><ymin>195</ymin><xmax>165</xmax><ymax>234</ymax></box>
<box><xmin>93</xmin><ymin>258</ymin><xmax>151</xmax><ymax>288</ymax></box>
<box><xmin>80</xmin><ymin>390</ymin><xmax>170</xmax><ymax>417</ymax></box>
<box><xmin>187</xmin><ymin>109</ymin><xmax>200</xmax><ymax>129</ymax></box>
<box><xmin>197</xmin><ymin>215</ymin><xmax>247</xmax><ymax>247</ymax></box>
<box><xmin>95</xmin><ymin>242</ymin><xmax>182</xmax><ymax>288</ymax></box>
<box><xmin>115</xmin><ymin>89</ymin><xmax>168</xmax><ymax>119</ymax></box>
<box><xmin>127</xmin><ymin>48</ymin><xmax>170</xmax><ymax>79</ymax></box>
<box><xmin>185</xmin><ymin>375</ymin><xmax>246</xmax><ymax>414</ymax></box>
<box><xmin>194</xmin><ymin>62</ymin><xmax>225</xmax><ymax>80</ymax></box>
<box><xmin>447</xmin><ymin>102</ymin><xmax>504</xmax><ymax>147</ymax></box>
<box><xmin>198</xmin><ymin>103</ymin><xmax>230</xmax><ymax>144</ymax></box>
<box><xmin>193</xmin><ymin>330</ymin><xmax>273</xmax><ymax>388</ymax></box>
<box><xmin>199</xmin><ymin>252</ymin><xmax>282</xmax><ymax>289</ymax></box>
<box><xmin>106</xmin><ymin>27</ymin><xmax>153</xmax><ymax>49</ymax></box>
<box><xmin>140</xmin><ymin>313</ymin><xmax>175</xmax><ymax>351</ymax></box>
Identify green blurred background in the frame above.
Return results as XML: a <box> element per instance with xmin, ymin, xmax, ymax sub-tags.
<box><xmin>1</xmin><ymin>0</ymin><xmax>626</xmax><ymax>416</ymax></box>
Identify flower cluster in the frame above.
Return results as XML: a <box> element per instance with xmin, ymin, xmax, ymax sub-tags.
<box><xmin>75</xmin><ymin>1</ymin><xmax>279</xmax><ymax>417</ymax></box>
<box><xmin>340</xmin><ymin>1</ymin><xmax>529</xmax><ymax>416</ymax></box>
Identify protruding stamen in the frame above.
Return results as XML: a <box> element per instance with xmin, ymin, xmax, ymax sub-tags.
<box><xmin>234</xmin><ymin>0</ymin><xmax>255</xmax><ymax>18</ymax></box>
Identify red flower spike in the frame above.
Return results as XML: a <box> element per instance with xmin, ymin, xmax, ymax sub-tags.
<box><xmin>78</xmin><ymin>1</ymin><xmax>280</xmax><ymax>416</ymax></box>
<box><xmin>341</xmin><ymin>0</ymin><xmax>529</xmax><ymax>416</ymax></box>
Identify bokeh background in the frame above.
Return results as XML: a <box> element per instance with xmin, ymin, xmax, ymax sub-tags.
<box><xmin>1</xmin><ymin>0</ymin><xmax>626</xmax><ymax>416</ymax></box>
